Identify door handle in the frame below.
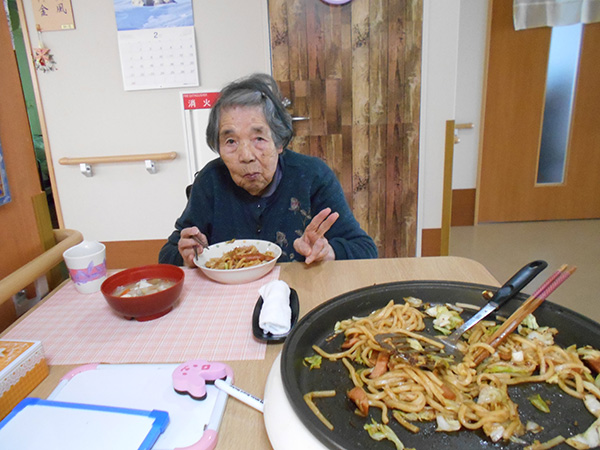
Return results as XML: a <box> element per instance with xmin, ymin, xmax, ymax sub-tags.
<box><xmin>455</xmin><ymin>122</ymin><xmax>474</xmax><ymax>130</ymax></box>
<box><xmin>454</xmin><ymin>122</ymin><xmax>475</xmax><ymax>143</ymax></box>
<box><xmin>282</xmin><ymin>97</ymin><xmax>309</xmax><ymax>121</ymax></box>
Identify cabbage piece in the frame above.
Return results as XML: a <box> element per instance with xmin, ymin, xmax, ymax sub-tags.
<box><xmin>401</xmin><ymin>410</ymin><xmax>437</xmax><ymax>422</ymax></box>
<box><xmin>565</xmin><ymin>417</ymin><xmax>600</xmax><ymax>449</ymax></box>
<box><xmin>488</xmin><ymin>424</ymin><xmax>505</xmax><ymax>442</ymax></box>
<box><xmin>524</xmin><ymin>435</ymin><xmax>566</xmax><ymax>450</ymax></box>
<box><xmin>445</xmin><ymin>303</ymin><xmax>464</xmax><ymax>313</ymax></box>
<box><xmin>526</xmin><ymin>420</ymin><xmax>544</xmax><ymax>433</ymax></box>
<box><xmin>364</xmin><ymin>419</ymin><xmax>414</xmax><ymax>450</ymax></box>
<box><xmin>425</xmin><ymin>305</ymin><xmax>464</xmax><ymax>335</ymax></box>
<box><xmin>436</xmin><ymin>414</ymin><xmax>461</xmax><ymax>432</ymax></box>
<box><xmin>477</xmin><ymin>385</ymin><xmax>504</xmax><ymax>405</ymax></box>
<box><xmin>404</xmin><ymin>296</ymin><xmax>423</xmax><ymax>308</ymax></box>
<box><xmin>406</xmin><ymin>338</ymin><xmax>424</xmax><ymax>351</ymax></box>
<box><xmin>334</xmin><ymin>321</ymin><xmax>343</xmax><ymax>333</ymax></box>
<box><xmin>529</xmin><ymin>393</ymin><xmax>550</xmax><ymax>413</ymax></box>
<box><xmin>425</xmin><ymin>304</ymin><xmax>442</xmax><ymax>317</ymax></box>
<box><xmin>577</xmin><ymin>346</ymin><xmax>600</xmax><ymax>377</ymax></box>
<box><xmin>512</xmin><ymin>350</ymin><xmax>524</xmax><ymax>362</ymax></box>
<box><xmin>484</xmin><ymin>364</ymin><xmax>531</xmax><ymax>375</ymax></box>
<box><xmin>583</xmin><ymin>394</ymin><xmax>600</xmax><ymax>418</ymax></box>
<box><xmin>303</xmin><ymin>355</ymin><xmax>322</xmax><ymax>370</ymax></box>
<box><xmin>509</xmin><ymin>434</ymin><xmax>529</xmax><ymax>445</ymax></box>
<box><xmin>525</xmin><ymin>328</ymin><xmax>557</xmax><ymax>346</ymax></box>
<box><xmin>520</xmin><ymin>314</ymin><xmax>540</xmax><ymax>330</ymax></box>
<box><xmin>577</xmin><ymin>346</ymin><xmax>600</xmax><ymax>361</ymax></box>
<box><xmin>582</xmin><ymin>381</ymin><xmax>600</xmax><ymax>399</ymax></box>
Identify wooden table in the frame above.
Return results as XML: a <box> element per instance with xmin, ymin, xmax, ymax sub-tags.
<box><xmin>2</xmin><ymin>256</ymin><xmax>499</xmax><ymax>449</ymax></box>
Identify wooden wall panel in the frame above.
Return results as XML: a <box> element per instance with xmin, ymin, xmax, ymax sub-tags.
<box><xmin>452</xmin><ymin>189</ymin><xmax>476</xmax><ymax>226</ymax></box>
<box><xmin>269</xmin><ymin>0</ymin><xmax>422</xmax><ymax>258</ymax></box>
<box><xmin>421</xmin><ymin>228</ymin><xmax>442</xmax><ymax>257</ymax></box>
<box><xmin>0</xmin><ymin>4</ymin><xmax>46</xmax><ymax>329</ymax></box>
<box><xmin>104</xmin><ymin>240</ymin><xmax>167</xmax><ymax>270</ymax></box>
<box><xmin>0</xmin><ymin>6</ymin><xmax>44</xmax><ymax>277</ymax></box>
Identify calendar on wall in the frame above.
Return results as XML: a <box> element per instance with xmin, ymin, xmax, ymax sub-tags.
<box><xmin>113</xmin><ymin>0</ymin><xmax>199</xmax><ymax>91</ymax></box>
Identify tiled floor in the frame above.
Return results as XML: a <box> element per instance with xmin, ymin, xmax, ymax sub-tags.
<box><xmin>449</xmin><ymin>219</ymin><xmax>600</xmax><ymax>323</ymax></box>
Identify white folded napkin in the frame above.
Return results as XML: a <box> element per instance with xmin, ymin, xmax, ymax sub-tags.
<box><xmin>258</xmin><ymin>280</ymin><xmax>292</xmax><ymax>335</ymax></box>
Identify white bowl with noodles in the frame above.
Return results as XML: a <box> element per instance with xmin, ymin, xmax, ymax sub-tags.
<box><xmin>193</xmin><ymin>239</ymin><xmax>282</xmax><ymax>284</ymax></box>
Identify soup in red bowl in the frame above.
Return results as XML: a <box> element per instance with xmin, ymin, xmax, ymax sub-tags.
<box><xmin>101</xmin><ymin>264</ymin><xmax>185</xmax><ymax>321</ymax></box>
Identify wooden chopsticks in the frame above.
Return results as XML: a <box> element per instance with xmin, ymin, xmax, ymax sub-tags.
<box><xmin>473</xmin><ymin>264</ymin><xmax>577</xmax><ymax>366</ymax></box>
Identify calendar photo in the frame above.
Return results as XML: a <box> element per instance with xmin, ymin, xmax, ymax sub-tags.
<box><xmin>113</xmin><ymin>0</ymin><xmax>199</xmax><ymax>91</ymax></box>
<box><xmin>113</xmin><ymin>0</ymin><xmax>194</xmax><ymax>31</ymax></box>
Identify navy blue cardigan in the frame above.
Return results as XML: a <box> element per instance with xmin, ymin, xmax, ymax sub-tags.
<box><xmin>158</xmin><ymin>149</ymin><xmax>378</xmax><ymax>265</ymax></box>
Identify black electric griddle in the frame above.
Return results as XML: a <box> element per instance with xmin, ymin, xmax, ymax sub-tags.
<box><xmin>281</xmin><ymin>281</ymin><xmax>600</xmax><ymax>450</ymax></box>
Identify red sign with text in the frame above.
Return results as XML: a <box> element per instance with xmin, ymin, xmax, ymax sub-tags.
<box><xmin>183</xmin><ymin>92</ymin><xmax>220</xmax><ymax>110</ymax></box>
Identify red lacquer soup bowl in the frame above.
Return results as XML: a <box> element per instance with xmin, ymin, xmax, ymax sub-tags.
<box><xmin>101</xmin><ymin>264</ymin><xmax>185</xmax><ymax>321</ymax></box>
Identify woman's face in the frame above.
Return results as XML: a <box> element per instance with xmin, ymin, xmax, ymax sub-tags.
<box><xmin>218</xmin><ymin>105</ymin><xmax>283</xmax><ymax>196</ymax></box>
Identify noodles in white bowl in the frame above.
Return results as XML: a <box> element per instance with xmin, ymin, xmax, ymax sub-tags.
<box><xmin>194</xmin><ymin>239</ymin><xmax>282</xmax><ymax>284</ymax></box>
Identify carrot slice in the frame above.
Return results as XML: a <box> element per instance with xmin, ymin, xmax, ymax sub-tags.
<box><xmin>369</xmin><ymin>351</ymin><xmax>390</xmax><ymax>378</ymax></box>
<box><xmin>348</xmin><ymin>386</ymin><xmax>369</xmax><ymax>415</ymax></box>
<box><xmin>341</xmin><ymin>335</ymin><xmax>360</xmax><ymax>349</ymax></box>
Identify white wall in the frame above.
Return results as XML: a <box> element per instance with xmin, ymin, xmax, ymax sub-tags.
<box><xmin>418</xmin><ymin>0</ymin><xmax>461</xmax><ymax>241</ymax></box>
<box><xmin>417</xmin><ymin>0</ymin><xmax>488</xmax><ymax>250</ymax></box>
<box><xmin>454</xmin><ymin>0</ymin><xmax>489</xmax><ymax>190</ymax></box>
<box><xmin>21</xmin><ymin>0</ymin><xmax>271</xmax><ymax>242</ymax></box>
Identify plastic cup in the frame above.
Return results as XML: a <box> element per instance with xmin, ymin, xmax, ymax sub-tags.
<box><xmin>62</xmin><ymin>241</ymin><xmax>107</xmax><ymax>294</ymax></box>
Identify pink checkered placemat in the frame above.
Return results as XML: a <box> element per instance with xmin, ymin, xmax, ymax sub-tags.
<box><xmin>3</xmin><ymin>267</ymin><xmax>281</xmax><ymax>365</ymax></box>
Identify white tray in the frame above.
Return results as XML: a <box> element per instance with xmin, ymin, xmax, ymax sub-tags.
<box><xmin>0</xmin><ymin>397</ymin><xmax>169</xmax><ymax>450</ymax></box>
<box><xmin>48</xmin><ymin>363</ymin><xmax>231</xmax><ymax>450</ymax></box>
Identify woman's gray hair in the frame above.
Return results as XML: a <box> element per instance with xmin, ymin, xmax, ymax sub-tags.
<box><xmin>206</xmin><ymin>73</ymin><xmax>294</xmax><ymax>153</ymax></box>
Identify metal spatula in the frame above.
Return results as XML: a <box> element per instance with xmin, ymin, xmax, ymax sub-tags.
<box><xmin>376</xmin><ymin>260</ymin><xmax>548</xmax><ymax>364</ymax></box>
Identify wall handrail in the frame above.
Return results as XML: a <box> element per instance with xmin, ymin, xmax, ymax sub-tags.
<box><xmin>0</xmin><ymin>229</ymin><xmax>83</xmax><ymax>310</ymax></box>
<box><xmin>58</xmin><ymin>151</ymin><xmax>177</xmax><ymax>165</ymax></box>
<box><xmin>58</xmin><ymin>152</ymin><xmax>177</xmax><ymax>176</ymax></box>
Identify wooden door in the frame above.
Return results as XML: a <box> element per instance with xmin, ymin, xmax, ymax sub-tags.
<box><xmin>477</xmin><ymin>0</ymin><xmax>600</xmax><ymax>223</ymax></box>
<box><xmin>0</xmin><ymin>4</ymin><xmax>46</xmax><ymax>329</ymax></box>
<box><xmin>268</xmin><ymin>0</ymin><xmax>422</xmax><ymax>257</ymax></box>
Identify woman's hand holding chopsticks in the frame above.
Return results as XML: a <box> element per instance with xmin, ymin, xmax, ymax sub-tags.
<box><xmin>179</xmin><ymin>226</ymin><xmax>209</xmax><ymax>267</ymax></box>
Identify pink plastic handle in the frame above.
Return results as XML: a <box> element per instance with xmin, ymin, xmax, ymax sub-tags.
<box><xmin>175</xmin><ymin>430</ymin><xmax>218</xmax><ymax>450</ymax></box>
<box><xmin>60</xmin><ymin>363</ymin><xmax>99</xmax><ymax>381</ymax></box>
<box><xmin>172</xmin><ymin>360</ymin><xmax>234</xmax><ymax>399</ymax></box>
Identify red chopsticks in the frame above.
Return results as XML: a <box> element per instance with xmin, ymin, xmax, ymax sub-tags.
<box><xmin>473</xmin><ymin>264</ymin><xmax>577</xmax><ymax>366</ymax></box>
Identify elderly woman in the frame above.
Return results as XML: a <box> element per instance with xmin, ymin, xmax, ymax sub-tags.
<box><xmin>159</xmin><ymin>73</ymin><xmax>377</xmax><ymax>267</ymax></box>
